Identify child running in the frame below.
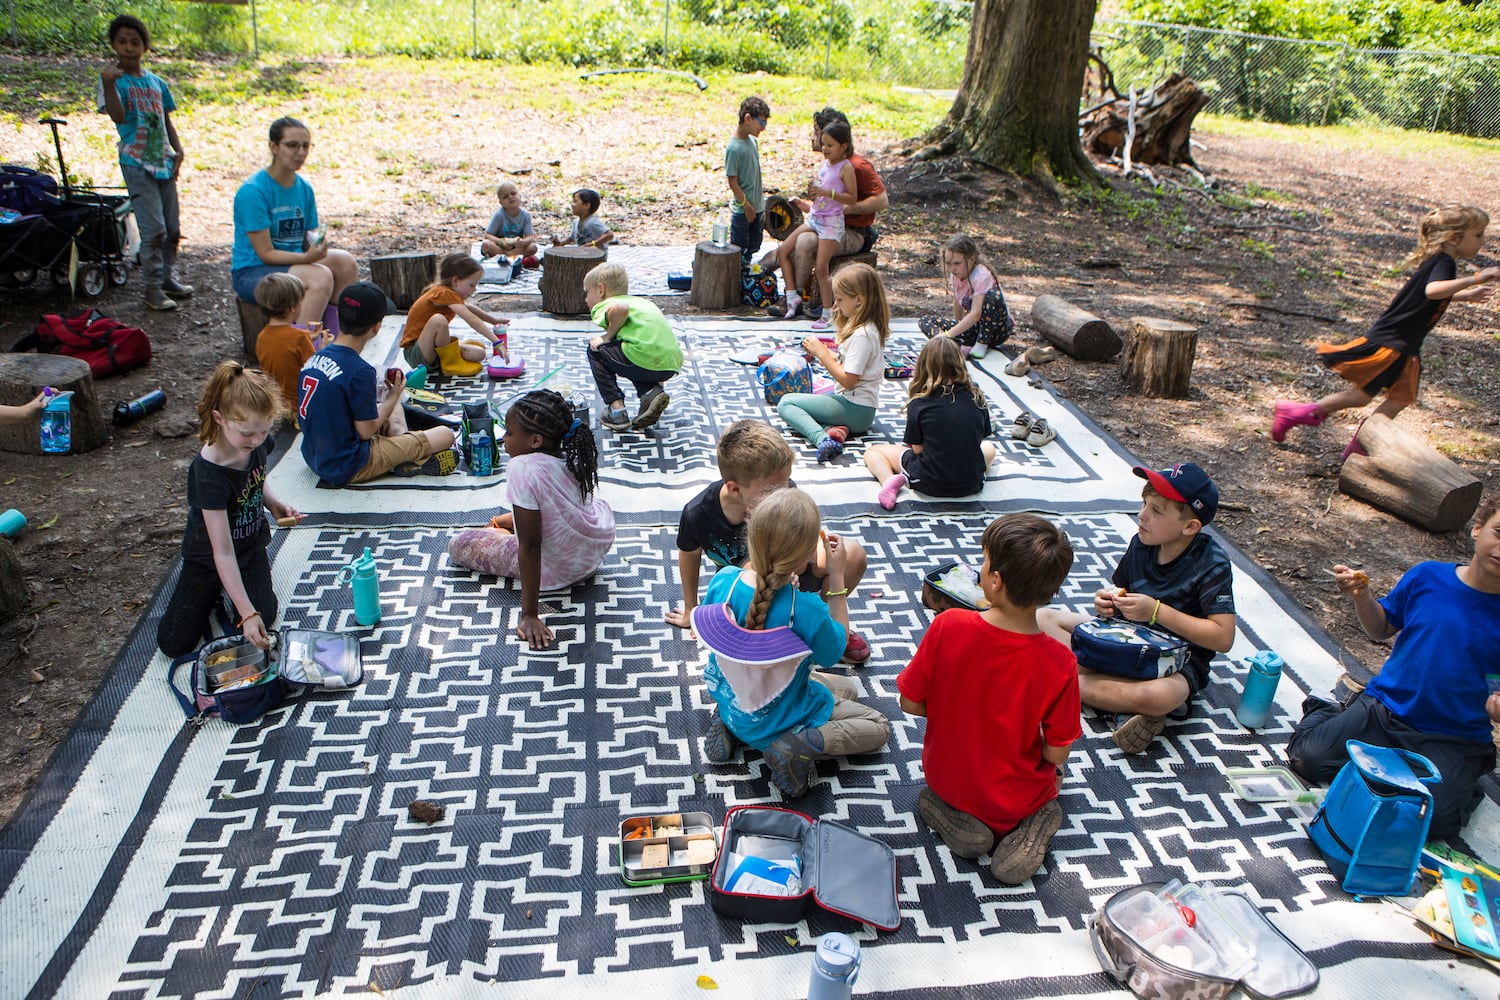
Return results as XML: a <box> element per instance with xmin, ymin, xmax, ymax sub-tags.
<box><xmin>776</xmin><ymin>120</ymin><xmax>857</xmax><ymax>331</ymax></box>
<box><xmin>253</xmin><ymin>272</ymin><xmax>323</xmax><ymax>415</ymax></box>
<box><xmin>864</xmin><ymin>336</ymin><xmax>997</xmax><ymax>509</ymax></box>
<box><xmin>1272</xmin><ymin>204</ymin><xmax>1498</xmax><ymax>456</ymax></box>
<box><xmin>97</xmin><ymin>14</ymin><xmax>190</xmax><ymax>312</ymax></box>
<box><xmin>917</xmin><ymin>235</ymin><xmax>1014</xmax><ymax>359</ymax></box>
<box><xmin>449</xmin><ymin>390</ymin><xmax>615</xmax><ymax>650</ymax></box>
<box><xmin>400</xmin><ymin>253</ymin><xmax>510</xmax><ymax>378</ymax></box>
<box><xmin>777</xmin><ymin>261</ymin><xmax>889</xmax><ymax>463</ymax></box>
<box><xmin>693</xmin><ymin>488</ymin><xmax>889</xmax><ymax>799</ymax></box>
<box><xmin>156</xmin><ymin>361</ymin><xmax>301</xmax><ymax>657</ymax></box>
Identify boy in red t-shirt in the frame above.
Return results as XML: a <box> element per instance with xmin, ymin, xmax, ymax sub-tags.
<box><xmin>898</xmin><ymin>513</ymin><xmax>1080</xmax><ymax>885</ymax></box>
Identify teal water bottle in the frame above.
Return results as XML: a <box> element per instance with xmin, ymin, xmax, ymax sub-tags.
<box><xmin>39</xmin><ymin>388</ymin><xmax>72</xmax><ymax>454</ymax></box>
<box><xmin>1236</xmin><ymin>650</ymin><xmax>1284</xmax><ymax>729</ymax></box>
<box><xmin>471</xmin><ymin>427</ymin><xmax>493</xmax><ymax>476</ymax></box>
<box><xmin>337</xmin><ymin>547</ymin><xmax>383</xmax><ymax>626</ymax></box>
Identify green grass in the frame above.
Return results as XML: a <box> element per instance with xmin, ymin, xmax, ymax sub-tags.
<box><xmin>1196</xmin><ymin>112</ymin><xmax>1500</xmax><ymax>159</ymax></box>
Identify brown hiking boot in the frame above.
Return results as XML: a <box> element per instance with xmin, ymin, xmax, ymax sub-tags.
<box><xmin>990</xmin><ymin>799</ymin><xmax>1063</xmax><ymax>885</ymax></box>
<box><xmin>1113</xmin><ymin>713</ymin><xmax>1166</xmax><ymax>754</ymax></box>
<box><xmin>918</xmin><ymin>787</ymin><xmax>995</xmax><ymax>859</ymax></box>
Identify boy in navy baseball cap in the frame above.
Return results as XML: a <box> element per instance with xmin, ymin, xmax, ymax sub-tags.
<box><xmin>1037</xmin><ymin>461</ymin><xmax>1238</xmax><ymax>754</ymax></box>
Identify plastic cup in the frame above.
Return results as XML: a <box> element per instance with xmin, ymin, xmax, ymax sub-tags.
<box><xmin>0</xmin><ymin>508</ymin><xmax>25</xmax><ymax>539</ymax></box>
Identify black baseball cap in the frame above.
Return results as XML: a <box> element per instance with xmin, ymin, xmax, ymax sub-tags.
<box><xmin>337</xmin><ymin>282</ymin><xmax>389</xmax><ymax>331</ymax></box>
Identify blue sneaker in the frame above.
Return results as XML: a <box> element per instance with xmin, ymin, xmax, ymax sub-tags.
<box><xmin>763</xmin><ymin>727</ymin><xmax>825</xmax><ymax>799</ymax></box>
<box><xmin>704</xmin><ymin>708</ymin><xmax>739</xmax><ymax>764</ymax></box>
<box><xmin>815</xmin><ymin>435</ymin><xmax>844</xmax><ymax>463</ymax></box>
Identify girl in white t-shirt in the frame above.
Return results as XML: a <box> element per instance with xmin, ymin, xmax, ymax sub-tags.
<box><xmin>448</xmin><ymin>390</ymin><xmax>615</xmax><ymax>649</ymax></box>
<box><xmin>917</xmin><ymin>235</ymin><xmax>1013</xmax><ymax>359</ymax></box>
<box><xmin>776</xmin><ymin>262</ymin><xmax>890</xmax><ymax>463</ymax></box>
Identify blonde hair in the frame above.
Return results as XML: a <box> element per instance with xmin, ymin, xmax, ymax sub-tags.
<box><xmin>743</xmin><ymin>489</ymin><xmax>820</xmax><ymax>630</ymax></box>
<box><xmin>584</xmin><ymin>262</ymin><xmax>629</xmax><ymax>298</ymax></box>
<box><xmin>197</xmin><ymin>360</ymin><xmax>282</xmax><ymax>445</ymax></box>
<box><xmin>1403</xmin><ymin>204</ymin><xmax>1489</xmax><ymax>268</ymax></box>
<box><xmin>908</xmin><ymin>335</ymin><xmax>985</xmax><ymax>409</ymax></box>
<box><xmin>718</xmin><ymin>419</ymin><xmax>794</xmax><ymax>484</ymax></box>
<box><xmin>831</xmin><ymin>262</ymin><xmax>890</xmax><ymax>348</ymax></box>
<box><xmin>496</xmin><ymin>181</ymin><xmax>518</xmax><ymax>199</ymax></box>
<box><xmin>253</xmin><ymin>272</ymin><xmax>305</xmax><ymax>320</ymax></box>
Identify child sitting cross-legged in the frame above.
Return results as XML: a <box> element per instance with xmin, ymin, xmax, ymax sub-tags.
<box><xmin>898</xmin><ymin>514</ymin><xmax>1078</xmax><ymax>885</ymax></box>
<box><xmin>1038</xmin><ymin>463</ymin><xmax>1237</xmax><ymax>754</ymax></box>
<box><xmin>666</xmin><ymin>419</ymin><xmax>871</xmax><ymax>665</ymax></box>
<box><xmin>694</xmin><ymin>487</ymin><xmax>889</xmax><ymax>799</ymax></box>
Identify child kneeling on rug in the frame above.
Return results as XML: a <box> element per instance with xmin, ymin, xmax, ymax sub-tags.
<box><xmin>1037</xmin><ymin>463</ymin><xmax>1237</xmax><ymax>755</ymax></box>
<box><xmin>899</xmin><ymin>514</ymin><xmax>1078</xmax><ymax>885</ymax></box>
<box><xmin>694</xmin><ymin>488</ymin><xmax>888</xmax><ymax>799</ymax></box>
<box><xmin>449</xmin><ymin>390</ymin><xmax>615</xmax><ymax>650</ymax></box>
<box><xmin>584</xmin><ymin>262</ymin><xmax>683</xmax><ymax>431</ymax></box>
<box><xmin>1286</xmin><ymin>497</ymin><xmax>1500</xmax><ymax>839</ymax></box>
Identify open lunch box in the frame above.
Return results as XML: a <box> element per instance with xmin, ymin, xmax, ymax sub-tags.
<box><xmin>922</xmin><ymin>562</ymin><xmax>990</xmax><ymax>613</ymax></box>
<box><xmin>618</xmin><ymin>811</ymin><xmax>721</xmax><ymax>886</ymax></box>
<box><xmin>170</xmin><ymin>628</ymin><xmax>365</xmax><ymax>724</ymax></box>
<box><xmin>709</xmin><ymin>805</ymin><xmax>900</xmax><ymax>931</ymax></box>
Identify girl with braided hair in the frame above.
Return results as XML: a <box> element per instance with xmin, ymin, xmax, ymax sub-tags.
<box><xmin>448</xmin><ymin>390</ymin><xmax>615</xmax><ymax>648</ymax></box>
<box><xmin>696</xmin><ymin>488</ymin><xmax>888</xmax><ymax>798</ymax></box>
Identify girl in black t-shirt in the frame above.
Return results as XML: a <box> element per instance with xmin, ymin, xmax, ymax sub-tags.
<box><xmin>1272</xmin><ymin>204</ymin><xmax>1499</xmax><ymax>456</ymax></box>
<box><xmin>156</xmin><ymin>362</ymin><xmax>303</xmax><ymax>657</ymax></box>
<box><xmin>863</xmin><ymin>337</ymin><xmax>996</xmax><ymax>509</ymax></box>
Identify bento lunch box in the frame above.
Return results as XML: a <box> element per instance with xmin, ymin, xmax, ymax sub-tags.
<box><xmin>618</xmin><ymin>811</ymin><xmax>720</xmax><ymax>886</ymax></box>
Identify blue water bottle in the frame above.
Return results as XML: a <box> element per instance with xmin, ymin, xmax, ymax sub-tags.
<box><xmin>337</xmin><ymin>547</ymin><xmax>383</xmax><ymax>627</ymax></box>
<box><xmin>807</xmin><ymin>932</ymin><xmax>860</xmax><ymax>1000</ymax></box>
<box><xmin>471</xmin><ymin>426</ymin><xmax>493</xmax><ymax>476</ymax></box>
<box><xmin>1236</xmin><ymin>650</ymin><xmax>1284</xmax><ymax>729</ymax></box>
<box><xmin>39</xmin><ymin>388</ymin><xmax>72</xmax><ymax>454</ymax></box>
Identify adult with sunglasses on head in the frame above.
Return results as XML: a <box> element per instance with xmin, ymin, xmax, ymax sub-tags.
<box><xmin>231</xmin><ymin>117</ymin><xmax>358</xmax><ymax>332</ymax></box>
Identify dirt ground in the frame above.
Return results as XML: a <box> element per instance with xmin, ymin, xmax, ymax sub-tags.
<box><xmin>2</xmin><ymin>63</ymin><xmax>1497</xmax><ymax>827</ymax></box>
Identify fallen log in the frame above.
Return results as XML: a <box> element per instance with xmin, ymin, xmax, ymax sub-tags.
<box><xmin>1082</xmin><ymin>73</ymin><xmax>1208</xmax><ymax>168</ymax></box>
<box><xmin>1031</xmin><ymin>294</ymin><xmax>1121</xmax><ymax>361</ymax></box>
<box><xmin>1338</xmin><ymin>414</ymin><xmax>1482</xmax><ymax>533</ymax></box>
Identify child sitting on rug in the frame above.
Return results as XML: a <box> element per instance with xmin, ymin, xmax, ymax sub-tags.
<box><xmin>899</xmin><ymin>513</ymin><xmax>1078</xmax><ymax>885</ymax></box>
<box><xmin>695</xmin><ymin>487</ymin><xmax>889</xmax><ymax>799</ymax></box>
<box><xmin>1286</xmin><ymin>497</ymin><xmax>1500</xmax><ymax>839</ymax></box>
<box><xmin>253</xmin><ymin>272</ymin><xmax>324</xmax><ymax>415</ymax></box>
<box><xmin>863</xmin><ymin>336</ymin><xmax>997</xmax><ymax>510</ymax></box>
<box><xmin>584</xmin><ymin>262</ymin><xmax>683</xmax><ymax>431</ymax></box>
<box><xmin>449</xmin><ymin>390</ymin><xmax>615</xmax><ymax>650</ymax></box>
<box><xmin>400</xmin><ymin>253</ymin><xmax>510</xmax><ymax>378</ymax></box>
<box><xmin>553</xmin><ymin>187</ymin><xmax>615</xmax><ymax>251</ymax></box>
<box><xmin>666</xmin><ymin>419</ymin><xmax>871</xmax><ymax>664</ymax></box>
<box><xmin>917</xmin><ymin>235</ymin><xmax>1014</xmax><ymax>360</ymax></box>
<box><xmin>300</xmin><ymin>282</ymin><xmax>458</xmax><ymax>486</ymax></box>
<box><xmin>1272</xmin><ymin>204</ymin><xmax>1498</xmax><ymax>458</ymax></box>
<box><xmin>776</xmin><ymin>261</ymin><xmax>889</xmax><ymax>463</ymax></box>
<box><xmin>479</xmin><ymin>181</ymin><xmax>539</xmax><ymax>261</ymax></box>
<box><xmin>157</xmin><ymin>361</ymin><xmax>301</xmax><ymax>657</ymax></box>
<box><xmin>1037</xmin><ymin>462</ymin><xmax>1237</xmax><ymax>755</ymax></box>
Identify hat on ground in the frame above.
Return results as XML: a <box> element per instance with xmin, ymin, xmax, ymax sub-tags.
<box><xmin>1133</xmin><ymin>462</ymin><xmax>1218</xmax><ymax>525</ymax></box>
<box><xmin>337</xmin><ymin>281</ymin><xmax>389</xmax><ymax>331</ymax></box>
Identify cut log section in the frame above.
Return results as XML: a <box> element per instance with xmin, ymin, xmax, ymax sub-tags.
<box><xmin>0</xmin><ymin>353</ymin><xmax>108</xmax><ymax>454</ymax></box>
<box><xmin>1031</xmin><ymin>294</ymin><xmax>1121</xmax><ymax>361</ymax></box>
<box><xmin>1081</xmin><ymin>72</ymin><xmax>1209</xmax><ymax>167</ymax></box>
<box><xmin>539</xmin><ymin>246</ymin><xmax>606</xmax><ymax>315</ymax></box>
<box><xmin>0</xmin><ymin>539</ymin><xmax>25</xmax><ymax>624</ymax></box>
<box><xmin>1338</xmin><ymin>414</ymin><xmax>1482</xmax><ymax>533</ymax></box>
<box><xmin>235</xmin><ymin>298</ymin><xmax>271</xmax><ymax>357</ymax></box>
<box><xmin>1121</xmin><ymin>316</ymin><xmax>1198</xmax><ymax>397</ymax></box>
<box><xmin>803</xmin><ymin>252</ymin><xmax>878</xmax><ymax>312</ymax></box>
<box><xmin>369</xmin><ymin>252</ymin><xmax>437</xmax><ymax>310</ymax></box>
<box><xmin>688</xmin><ymin>241</ymin><xmax>743</xmax><ymax>310</ymax></box>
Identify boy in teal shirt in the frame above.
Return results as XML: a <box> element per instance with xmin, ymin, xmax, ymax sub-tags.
<box><xmin>584</xmin><ymin>262</ymin><xmax>684</xmax><ymax>431</ymax></box>
<box><xmin>725</xmin><ymin>96</ymin><xmax>770</xmax><ymax>268</ymax></box>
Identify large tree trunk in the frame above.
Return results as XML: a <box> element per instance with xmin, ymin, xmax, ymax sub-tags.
<box><xmin>942</xmin><ymin>0</ymin><xmax>1100</xmax><ymax>184</ymax></box>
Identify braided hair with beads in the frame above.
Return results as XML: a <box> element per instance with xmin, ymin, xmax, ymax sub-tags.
<box><xmin>508</xmin><ymin>389</ymin><xmax>599</xmax><ymax>501</ymax></box>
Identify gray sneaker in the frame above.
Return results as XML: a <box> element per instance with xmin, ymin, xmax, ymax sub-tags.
<box><xmin>918</xmin><ymin>786</ymin><xmax>995</xmax><ymax>859</ymax></box>
<box><xmin>762</xmin><ymin>727</ymin><xmax>824</xmax><ymax>799</ymax></box>
<box><xmin>600</xmin><ymin>406</ymin><xmax>631</xmax><ymax>431</ymax></box>
<box><xmin>990</xmin><ymin>799</ymin><xmax>1063</xmax><ymax>885</ymax></box>
<box><xmin>703</xmin><ymin>707</ymin><xmax>740</xmax><ymax>764</ymax></box>
<box><xmin>163</xmin><ymin>275</ymin><xmax>195</xmax><ymax>298</ymax></box>
<box><xmin>144</xmin><ymin>288</ymin><xmax>178</xmax><ymax>311</ymax></box>
<box><xmin>632</xmin><ymin>387</ymin><xmax>671</xmax><ymax>430</ymax></box>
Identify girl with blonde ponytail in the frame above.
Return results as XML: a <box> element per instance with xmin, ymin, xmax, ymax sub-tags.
<box><xmin>696</xmin><ymin>489</ymin><xmax>889</xmax><ymax>799</ymax></box>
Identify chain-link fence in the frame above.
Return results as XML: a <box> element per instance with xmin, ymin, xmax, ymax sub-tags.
<box><xmin>1093</xmin><ymin>18</ymin><xmax>1500</xmax><ymax>138</ymax></box>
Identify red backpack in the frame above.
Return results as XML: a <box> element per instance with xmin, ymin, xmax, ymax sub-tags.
<box><xmin>13</xmin><ymin>309</ymin><xmax>152</xmax><ymax>378</ymax></box>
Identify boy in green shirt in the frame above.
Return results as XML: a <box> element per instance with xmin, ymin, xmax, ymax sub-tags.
<box><xmin>725</xmin><ymin>96</ymin><xmax>770</xmax><ymax>268</ymax></box>
<box><xmin>584</xmin><ymin>262</ymin><xmax>685</xmax><ymax>431</ymax></box>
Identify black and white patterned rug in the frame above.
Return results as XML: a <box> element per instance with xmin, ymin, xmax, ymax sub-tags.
<box><xmin>1</xmin><ymin>317</ymin><xmax>1495</xmax><ymax>999</ymax></box>
<box><xmin>475</xmin><ymin>245</ymin><xmax>695</xmax><ymax>296</ymax></box>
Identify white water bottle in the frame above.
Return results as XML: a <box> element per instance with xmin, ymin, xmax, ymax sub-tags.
<box><xmin>807</xmin><ymin>932</ymin><xmax>860</xmax><ymax>1000</ymax></box>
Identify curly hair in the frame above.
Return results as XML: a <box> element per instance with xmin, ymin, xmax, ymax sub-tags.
<box><xmin>508</xmin><ymin>390</ymin><xmax>599</xmax><ymax>500</ymax></box>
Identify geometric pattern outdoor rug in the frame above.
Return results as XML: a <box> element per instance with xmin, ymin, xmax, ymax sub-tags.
<box><xmin>474</xmin><ymin>244</ymin><xmax>695</xmax><ymax>296</ymax></box>
<box><xmin>0</xmin><ymin>316</ymin><xmax>1495</xmax><ymax>999</ymax></box>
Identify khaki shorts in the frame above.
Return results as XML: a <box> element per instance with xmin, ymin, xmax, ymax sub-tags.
<box><xmin>350</xmin><ymin>431</ymin><xmax>434</xmax><ymax>484</ymax></box>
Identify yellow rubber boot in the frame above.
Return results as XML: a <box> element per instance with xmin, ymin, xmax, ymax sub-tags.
<box><xmin>434</xmin><ymin>339</ymin><xmax>482</xmax><ymax>377</ymax></box>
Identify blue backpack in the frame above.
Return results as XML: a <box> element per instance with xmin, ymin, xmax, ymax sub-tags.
<box><xmin>1308</xmin><ymin>740</ymin><xmax>1438</xmax><ymax>898</ymax></box>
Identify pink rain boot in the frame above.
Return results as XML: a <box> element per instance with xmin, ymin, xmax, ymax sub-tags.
<box><xmin>1271</xmin><ymin>400</ymin><xmax>1326</xmax><ymax>442</ymax></box>
<box><xmin>1340</xmin><ymin>418</ymin><xmax>1369</xmax><ymax>462</ymax></box>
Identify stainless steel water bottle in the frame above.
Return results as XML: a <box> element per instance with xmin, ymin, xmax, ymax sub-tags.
<box><xmin>807</xmin><ymin>932</ymin><xmax>860</xmax><ymax>1000</ymax></box>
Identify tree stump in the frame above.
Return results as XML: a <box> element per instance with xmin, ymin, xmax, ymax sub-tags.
<box><xmin>369</xmin><ymin>252</ymin><xmax>437</xmax><ymax>310</ymax></box>
<box><xmin>0</xmin><ymin>354</ymin><xmax>108</xmax><ymax>454</ymax></box>
<box><xmin>0</xmin><ymin>538</ymin><xmax>26</xmax><ymax>624</ymax></box>
<box><xmin>1121</xmin><ymin>316</ymin><xmax>1198</xmax><ymax>397</ymax></box>
<box><xmin>1338</xmin><ymin>414</ymin><xmax>1482</xmax><ymax>533</ymax></box>
<box><xmin>235</xmin><ymin>298</ymin><xmax>271</xmax><ymax>357</ymax></box>
<box><xmin>688</xmin><ymin>241</ymin><xmax>742</xmax><ymax>310</ymax></box>
<box><xmin>803</xmin><ymin>251</ymin><xmax>878</xmax><ymax>311</ymax></box>
<box><xmin>1081</xmin><ymin>73</ymin><xmax>1210</xmax><ymax>167</ymax></box>
<box><xmin>539</xmin><ymin>247</ymin><xmax>605</xmax><ymax>315</ymax></box>
<box><xmin>1031</xmin><ymin>294</ymin><xmax>1121</xmax><ymax>361</ymax></box>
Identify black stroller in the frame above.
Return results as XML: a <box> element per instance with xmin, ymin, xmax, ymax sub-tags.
<box><xmin>0</xmin><ymin>118</ymin><xmax>133</xmax><ymax>298</ymax></box>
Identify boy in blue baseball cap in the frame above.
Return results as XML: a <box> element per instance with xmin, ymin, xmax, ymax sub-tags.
<box><xmin>1038</xmin><ymin>462</ymin><xmax>1238</xmax><ymax>753</ymax></box>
